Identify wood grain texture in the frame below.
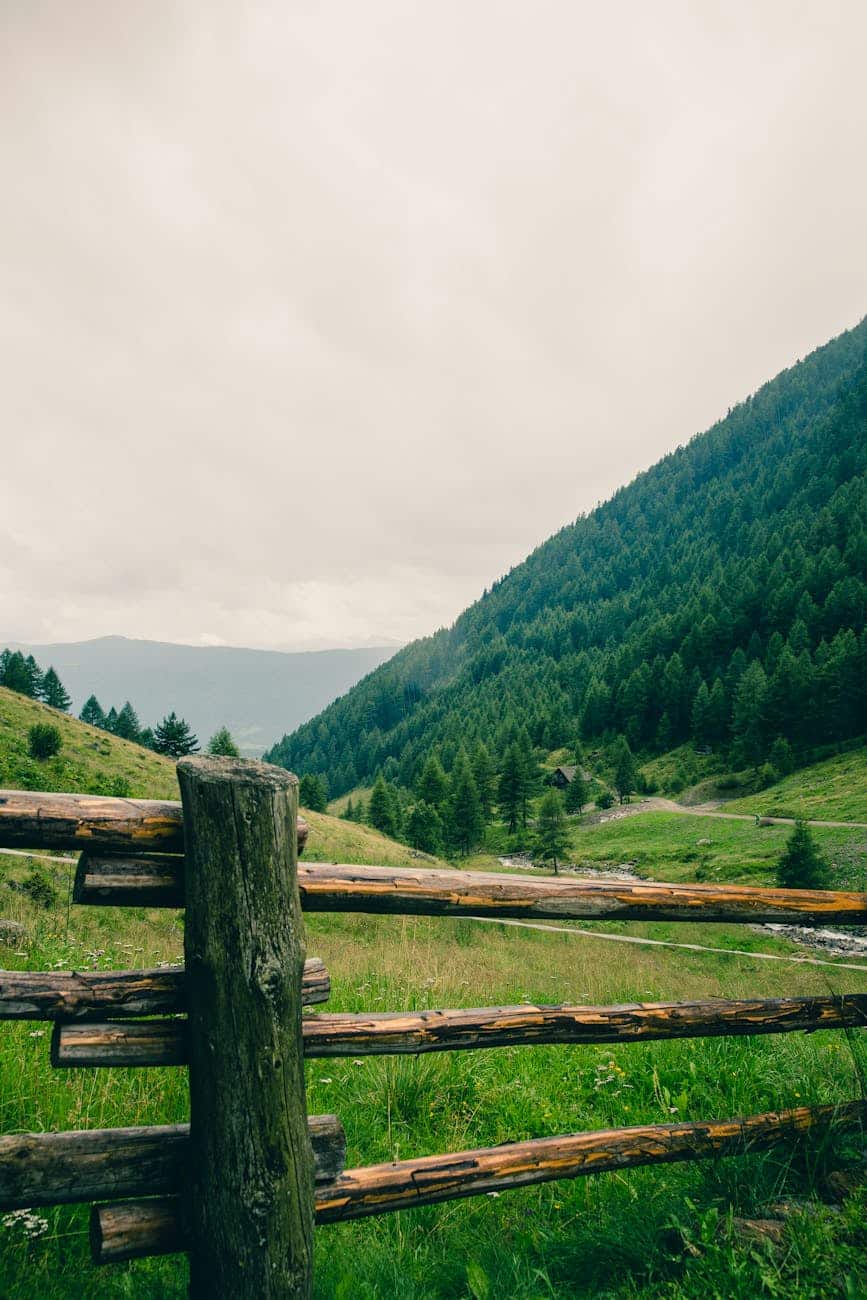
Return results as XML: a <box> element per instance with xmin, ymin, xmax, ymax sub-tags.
<box><xmin>315</xmin><ymin>1101</ymin><xmax>867</xmax><ymax>1221</ymax></box>
<box><xmin>52</xmin><ymin>994</ymin><xmax>867</xmax><ymax>1068</ymax></box>
<box><xmin>63</xmin><ymin>855</ymin><xmax>867</xmax><ymax>923</ymax></box>
<box><xmin>297</xmin><ymin>862</ymin><xmax>867</xmax><ymax>924</ymax></box>
<box><xmin>0</xmin><ymin>788</ymin><xmax>307</xmax><ymax>859</ymax></box>
<box><xmin>88</xmin><ymin>1101</ymin><xmax>867</xmax><ymax>1260</ymax></box>
<box><xmin>178</xmin><ymin>755</ymin><xmax>314</xmax><ymax>1297</ymax></box>
<box><xmin>0</xmin><ymin>1115</ymin><xmax>345</xmax><ymax>1211</ymax></box>
<box><xmin>0</xmin><ymin>957</ymin><xmax>329</xmax><ymax>1020</ymax></box>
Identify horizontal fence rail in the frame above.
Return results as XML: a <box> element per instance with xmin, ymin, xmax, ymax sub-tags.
<box><xmin>0</xmin><ymin>788</ymin><xmax>308</xmax><ymax>857</ymax></box>
<box><xmin>66</xmin><ymin>854</ymin><xmax>867</xmax><ymax>925</ymax></box>
<box><xmin>0</xmin><ymin>1115</ymin><xmax>345</xmax><ymax>1211</ymax></box>
<box><xmin>0</xmin><ymin>958</ymin><xmax>330</xmax><ymax>1019</ymax></box>
<box><xmin>296</xmin><ymin>863</ymin><xmax>867</xmax><ymax>925</ymax></box>
<box><xmin>87</xmin><ymin>1100</ymin><xmax>867</xmax><ymax>1262</ymax></box>
<box><xmin>49</xmin><ymin>993</ymin><xmax>867</xmax><ymax>1068</ymax></box>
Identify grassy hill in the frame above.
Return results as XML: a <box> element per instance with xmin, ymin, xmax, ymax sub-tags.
<box><xmin>0</xmin><ymin>686</ymin><xmax>179</xmax><ymax>799</ymax></box>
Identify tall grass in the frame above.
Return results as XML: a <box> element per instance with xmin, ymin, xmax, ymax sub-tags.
<box><xmin>1</xmin><ymin>852</ymin><xmax>865</xmax><ymax>1297</ymax></box>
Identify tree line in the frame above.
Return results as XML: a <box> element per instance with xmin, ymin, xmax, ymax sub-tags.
<box><xmin>1</xmin><ymin>648</ymin><xmax>240</xmax><ymax>760</ymax></box>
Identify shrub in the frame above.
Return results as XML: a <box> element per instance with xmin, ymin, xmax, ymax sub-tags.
<box><xmin>27</xmin><ymin>723</ymin><xmax>62</xmax><ymax>761</ymax></box>
<box><xmin>19</xmin><ymin>868</ymin><xmax>57</xmax><ymax>909</ymax></box>
<box><xmin>596</xmin><ymin>790</ymin><xmax>615</xmax><ymax>810</ymax></box>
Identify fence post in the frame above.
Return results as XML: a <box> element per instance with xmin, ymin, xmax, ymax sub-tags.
<box><xmin>177</xmin><ymin>756</ymin><xmax>313</xmax><ymax>1298</ymax></box>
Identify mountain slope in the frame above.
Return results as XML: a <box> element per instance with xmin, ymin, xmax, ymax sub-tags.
<box><xmin>0</xmin><ymin>685</ymin><xmax>179</xmax><ymax>799</ymax></box>
<box><xmin>266</xmin><ymin>317</ymin><xmax>867</xmax><ymax>793</ymax></box>
<box><xmin>7</xmin><ymin>637</ymin><xmax>397</xmax><ymax>757</ymax></box>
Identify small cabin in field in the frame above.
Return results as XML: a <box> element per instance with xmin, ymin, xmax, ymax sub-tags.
<box><xmin>551</xmin><ymin>765</ymin><xmax>577</xmax><ymax>788</ymax></box>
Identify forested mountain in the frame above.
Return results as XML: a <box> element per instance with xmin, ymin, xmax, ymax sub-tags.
<box><xmin>266</xmin><ymin>318</ymin><xmax>867</xmax><ymax>795</ymax></box>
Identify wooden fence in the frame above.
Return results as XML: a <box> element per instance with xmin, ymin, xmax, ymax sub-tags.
<box><xmin>1</xmin><ymin>759</ymin><xmax>865</xmax><ymax>1297</ymax></box>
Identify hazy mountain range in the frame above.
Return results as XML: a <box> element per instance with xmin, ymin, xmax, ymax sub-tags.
<box><xmin>8</xmin><ymin>636</ymin><xmax>397</xmax><ymax>756</ymax></box>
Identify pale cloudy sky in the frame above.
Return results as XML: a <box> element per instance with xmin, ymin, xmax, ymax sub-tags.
<box><xmin>2</xmin><ymin>2</ymin><xmax>866</xmax><ymax>650</ymax></box>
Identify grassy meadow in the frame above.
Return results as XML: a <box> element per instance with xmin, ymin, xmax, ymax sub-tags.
<box><xmin>0</xmin><ymin>703</ymin><xmax>865</xmax><ymax>1296</ymax></box>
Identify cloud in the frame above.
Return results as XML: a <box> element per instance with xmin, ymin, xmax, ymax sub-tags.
<box><xmin>1</xmin><ymin>2</ymin><xmax>865</xmax><ymax>649</ymax></box>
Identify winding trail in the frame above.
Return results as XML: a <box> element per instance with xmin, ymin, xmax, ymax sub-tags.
<box><xmin>596</xmin><ymin>797</ymin><xmax>867</xmax><ymax>831</ymax></box>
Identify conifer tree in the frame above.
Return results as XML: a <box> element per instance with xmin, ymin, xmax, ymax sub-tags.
<box><xmin>498</xmin><ymin>741</ymin><xmax>528</xmax><ymax>833</ymax></box>
<box><xmin>299</xmin><ymin>774</ymin><xmax>328</xmax><ymax>811</ymax></box>
<box><xmin>114</xmin><ymin>701</ymin><xmax>141</xmax><ymax>741</ymax></box>
<box><xmin>564</xmin><ymin>769</ymin><xmax>588</xmax><ymax>815</ymax></box>
<box><xmin>446</xmin><ymin>753</ymin><xmax>483</xmax><ymax>855</ymax></box>
<box><xmin>416</xmin><ymin>754</ymin><xmax>448</xmax><ymax>810</ymax></box>
<box><xmin>406</xmin><ymin>800</ymin><xmax>444</xmax><ymax>855</ymax></box>
<box><xmin>776</xmin><ymin>820</ymin><xmax>830</xmax><ymax>890</ymax></box>
<box><xmin>104</xmin><ymin>706</ymin><xmax>119</xmax><ymax>733</ymax></box>
<box><xmin>368</xmin><ymin>774</ymin><xmax>398</xmax><ymax>838</ymax></box>
<box><xmin>152</xmin><ymin>711</ymin><xmax>199</xmax><ymax>757</ymax></box>
<box><xmin>534</xmin><ymin>789</ymin><xmax>570</xmax><ymax>873</ymax></box>
<box><xmin>207</xmin><ymin>726</ymin><xmax>240</xmax><ymax>757</ymax></box>
<box><xmin>80</xmin><ymin>695</ymin><xmax>106</xmax><ymax>728</ymax></box>
<box><xmin>471</xmin><ymin>741</ymin><xmax>496</xmax><ymax>820</ymax></box>
<box><xmin>40</xmin><ymin>667</ymin><xmax>71</xmax><ymax>712</ymax></box>
<box><xmin>612</xmin><ymin>735</ymin><xmax>637</xmax><ymax>804</ymax></box>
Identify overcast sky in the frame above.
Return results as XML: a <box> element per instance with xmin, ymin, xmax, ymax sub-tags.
<box><xmin>2</xmin><ymin>3</ymin><xmax>866</xmax><ymax>651</ymax></box>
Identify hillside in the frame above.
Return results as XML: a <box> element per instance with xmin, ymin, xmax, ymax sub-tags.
<box><xmin>267</xmin><ymin>317</ymin><xmax>867</xmax><ymax>794</ymax></box>
<box><xmin>8</xmin><ymin>637</ymin><xmax>397</xmax><ymax>757</ymax></box>
<box><xmin>0</xmin><ymin>686</ymin><xmax>179</xmax><ymax>799</ymax></box>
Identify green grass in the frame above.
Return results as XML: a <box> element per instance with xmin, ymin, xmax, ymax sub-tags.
<box><xmin>0</xmin><ymin>687</ymin><xmax>178</xmax><ymax>799</ymax></box>
<box><xmin>723</xmin><ymin>748</ymin><xmax>867</xmax><ymax>823</ymax></box>
<box><xmin>0</xmin><ymin>706</ymin><xmax>865</xmax><ymax>1296</ymax></box>
<box><xmin>567</xmin><ymin>811</ymin><xmax>867</xmax><ymax>892</ymax></box>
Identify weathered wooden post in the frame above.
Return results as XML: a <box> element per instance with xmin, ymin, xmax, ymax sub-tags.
<box><xmin>177</xmin><ymin>756</ymin><xmax>313</xmax><ymax>1298</ymax></box>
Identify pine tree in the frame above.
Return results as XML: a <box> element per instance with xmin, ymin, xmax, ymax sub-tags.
<box><xmin>498</xmin><ymin>742</ymin><xmax>527</xmax><ymax>833</ymax></box>
<box><xmin>40</xmin><ymin>667</ymin><xmax>71</xmax><ymax>712</ymax></box>
<box><xmin>731</xmin><ymin>661</ymin><xmax>769</xmax><ymax>767</ymax></box>
<box><xmin>368</xmin><ymin>775</ymin><xmax>398</xmax><ymax>838</ymax></box>
<box><xmin>207</xmin><ymin>726</ymin><xmax>240</xmax><ymax>757</ymax></box>
<box><xmin>612</xmin><ymin>735</ymin><xmax>637</xmax><ymax>804</ymax></box>
<box><xmin>114</xmin><ymin>702</ymin><xmax>141</xmax><ymax>741</ymax></box>
<box><xmin>299</xmin><ymin>774</ymin><xmax>328</xmax><ymax>812</ymax></box>
<box><xmin>416</xmin><ymin>755</ymin><xmax>448</xmax><ymax>810</ymax></box>
<box><xmin>564</xmin><ymin>769</ymin><xmax>588</xmax><ymax>815</ymax></box>
<box><xmin>776</xmin><ymin>820</ymin><xmax>830</xmax><ymax>890</ymax></box>
<box><xmin>1</xmin><ymin>651</ymin><xmax>35</xmax><ymax>696</ymax></box>
<box><xmin>405</xmin><ymin>800</ymin><xmax>444</xmax><ymax>855</ymax></box>
<box><xmin>80</xmin><ymin>695</ymin><xmax>106</xmax><ymax>728</ymax></box>
<box><xmin>152</xmin><ymin>712</ymin><xmax>200</xmax><ymax>758</ymax></box>
<box><xmin>471</xmin><ymin>742</ymin><xmax>496</xmax><ymax>820</ymax></box>
<box><xmin>446</xmin><ymin>754</ymin><xmax>483</xmax><ymax>855</ymax></box>
<box><xmin>534</xmin><ymin>789</ymin><xmax>570</xmax><ymax>874</ymax></box>
<box><xmin>104</xmin><ymin>706</ymin><xmax>119</xmax><ymax>733</ymax></box>
<box><xmin>24</xmin><ymin>655</ymin><xmax>44</xmax><ymax>699</ymax></box>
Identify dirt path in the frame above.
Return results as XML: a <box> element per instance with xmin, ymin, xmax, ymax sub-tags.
<box><xmin>594</xmin><ymin>796</ymin><xmax>867</xmax><ymax>831</ymax></box>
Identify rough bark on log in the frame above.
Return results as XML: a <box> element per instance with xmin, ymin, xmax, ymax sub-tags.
<box><xmin>0</xmin><ymin>1115</ymin><xmax>344</xmax><ymax>1211</ymax></box>
<box><xmin>51</xmin><ymin>993</ymin><xmax>867</xmax><ymax>1068</ymax></box>
<box><xmin>63</xmin><ymin>855</ymin><xmax>867</xmax><ymax>923</ymax></box>
<box><xmin>0</xmin><ymin>957</ymin><xmax>329</xmax><ymax>1020</ymax></box>
<box><xmin>297</xmin><ymin>863</ymin><xmax>867</xmax><ymax>924</ymax></box>
<box><xmin>0</xmin><ymin>788</ymin><xmax>307</xmax><ymax>858</ymax></box>
<box><xmin>88</xmin><ymin>1101</ymin><xmax>867</xmax><ymax>1260</ymax></box>
<box><xmin>73</xmin><ymin>854</ymin><xmax>185</xmax><ymax>907</ymax></box>
<box><xmin>178</xmin><ymin>755</ymin><xmax>313</xmax><ymax>1297</ymax></box>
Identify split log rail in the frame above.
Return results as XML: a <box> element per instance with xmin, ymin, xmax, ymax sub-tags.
<box><xmin>1</xmin><ymin>771</ymin><xmax>865</xmax><ymax>1299</ymax></box>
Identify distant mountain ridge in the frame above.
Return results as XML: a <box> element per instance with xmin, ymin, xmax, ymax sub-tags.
<box><xmin>266</xmin><ymin>316</ymin><xmax>867</xmax><ymax>792</ymax></box>
<box><xmin>6</xmin><ymin>637</ymin><xmax>397</xmax><ymax>756</ymax></box>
